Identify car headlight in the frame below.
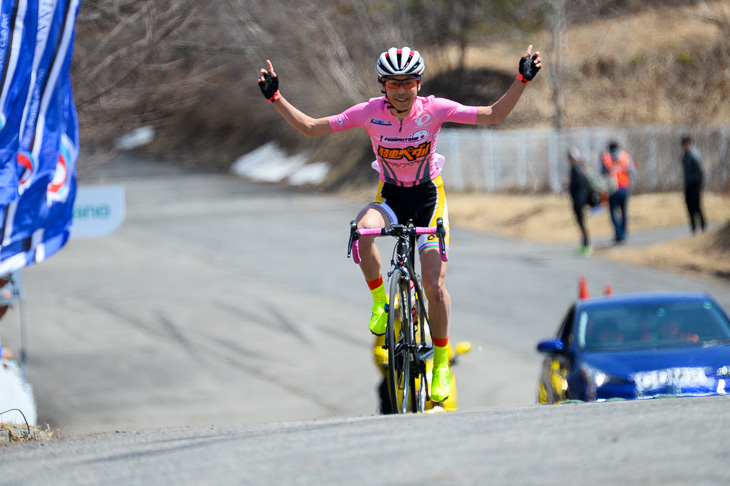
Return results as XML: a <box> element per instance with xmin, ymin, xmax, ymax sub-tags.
<box><xmin>580</xmin><ymin>363</ymin><xmax>621</xmax><ymax>401</ymax></box>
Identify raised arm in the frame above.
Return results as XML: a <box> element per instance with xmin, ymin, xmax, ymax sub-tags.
<box><xmin>258</xmin><ymin>60</ymin><xmax>334</xmax><ymax>137</ymax></box>
<box><xmin>475</xmin><ymin>45</ymin><xmax>542</xmax><ymax>125</ymax></box>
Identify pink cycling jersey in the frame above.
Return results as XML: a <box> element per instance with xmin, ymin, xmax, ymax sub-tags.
<box><xmin>329</xmin><ymin>96</ymin><xmax>478</xmax><ymax>187</ymax></box>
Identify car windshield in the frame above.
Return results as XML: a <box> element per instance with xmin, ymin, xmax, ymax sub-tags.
<box><xmin>577</xmin><ymin>299</ymin><xmax>730</xmax><ymax>351</ymax></box>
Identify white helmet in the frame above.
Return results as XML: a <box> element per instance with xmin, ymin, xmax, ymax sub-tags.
<box><xmin>376</xmin><ymin>47</ymin><xmax>425</xmax><ymax>78</ymax></box>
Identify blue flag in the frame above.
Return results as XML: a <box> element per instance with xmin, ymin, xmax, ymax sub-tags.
<box><xmin>0</xmin><ymin>0</ymin><xmax>80</xmax><ymax>275</ymax></box>
<box><xmin>0</xmin><ymin>0</ymin><xmax>37</xmax><ymax>206</ymax></box>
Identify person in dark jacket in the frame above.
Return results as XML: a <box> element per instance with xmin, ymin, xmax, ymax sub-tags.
<box><xmin>680</xmin><ymin>135</ymin><xmax>706</xmax><ymax>234</ymax></box>
<box><xmin>567</xmin><ymin>148</ymin><xmax>592</xmax><ymax>255</ymax></box>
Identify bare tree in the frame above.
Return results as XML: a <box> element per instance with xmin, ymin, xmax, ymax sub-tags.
<box><xmin>73</xmin><ymin>1</ymin><xmax>220</xmax><ymax>143</ymax></box>
<box><xmin>545</xmin><ymin>0</ymin><xmax>568</xmax><ymax>130</ymax></box>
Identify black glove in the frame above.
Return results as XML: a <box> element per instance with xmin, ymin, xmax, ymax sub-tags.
<box><xmin>518</xmin><ymin>54</ymin><xmax>540</xmax><ymax>83</ymax></box>
<box><xmin>258</xmin><ymin>72</ymin><xmax>280</xmax><ymax>101</ymax></box>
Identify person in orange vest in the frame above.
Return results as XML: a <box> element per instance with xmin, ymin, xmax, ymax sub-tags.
<box><xmin>600</xmin><ymin>140</ymin><xmax>636</xmax><ymax>244</ymax></box>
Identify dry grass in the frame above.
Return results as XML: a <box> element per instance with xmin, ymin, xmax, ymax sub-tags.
<box><xmin>446</xmin><ymin>190</ymin><xmax>730</xmax><ymax>282</ymax></box>
<box><xmin>0</xmin><ymin>422</ymin><xmax>60</xmax><ymax>445</ymax></box>
<box><xmin>447</xmin><ymin>191</ymin><xmax>730</xmax><ymax>242</ymax></box>
<box><xmin>601</xmin><ymin>222</ymin><xmax>730</xmax><ymax>281</ymax></box>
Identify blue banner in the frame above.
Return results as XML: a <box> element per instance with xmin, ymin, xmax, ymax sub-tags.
<box><xmin>0</xmin><ymin>0</ymin><xmax>80</xmax><ymax>275</ymax></box>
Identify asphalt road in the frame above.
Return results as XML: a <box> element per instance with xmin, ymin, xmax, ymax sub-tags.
<box><xmin>2</xmin><ymin>155</ymin><xmax>729</xmax><ymax>484</ymax></box>
<box><xmin>3</xmin><ymin>395</ymin><xmax>730</xmax><ymax>485</ymax></box>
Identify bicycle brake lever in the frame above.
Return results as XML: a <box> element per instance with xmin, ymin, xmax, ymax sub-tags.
<box><xmin>347</xmin><ymin>220</ymin><xmax>359</xmax><ymax>258</ymax></box>
<box><xmin>436</xmin><ymin>217</ymin><xmax>448</xmax><ymax>262</ymax></box>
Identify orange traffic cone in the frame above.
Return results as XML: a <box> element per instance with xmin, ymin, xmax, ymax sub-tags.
<box><xmin>604</xmin><ymin>283</ymin><xmax>613</xmax><ymax>296</ymax></box>
<box><xmin>579</xmin><ymin>275</ymin><xmax>589</xmax><ymax>300</ymax></box>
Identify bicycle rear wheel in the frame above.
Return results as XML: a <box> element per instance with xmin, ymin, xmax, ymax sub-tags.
<box><xmin>386</xmin><ymin>268</ymin><xmax>412</xmax><ymax>414</ymax></box>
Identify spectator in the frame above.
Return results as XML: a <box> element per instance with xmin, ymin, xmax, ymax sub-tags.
<box><xmin>680</xmin><ymin>135</ymin><xmax>706</xmax><ymax>234</ymax></box>
<box><xmin>600</xmin><ymin>140</ymin><xmax>636</xmax><ymax>244</ymax></box>
<box><xmin>566</xmin><ymin>148</ymin><xmax>592</xmax><ymax>256</ymax></box>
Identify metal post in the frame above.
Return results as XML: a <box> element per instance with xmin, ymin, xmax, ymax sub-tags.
<box><xmin>649</xmin><ymin>136</ymin><xmax>658</xmax><ymax>189</ymax></box>
<box><xmin>518</xmin><ymin>130</ymin><xmax>527</xmax><ymax>190</ymax></box>
<box><xmin>550</xmin><ymin>129</ymin><xmax>561</xmax><ymax>193</ymax></box>
<box><xmin>719</xmin><ymin>126</ymin><xmax>728</xmax><ymax>188</ymax></box>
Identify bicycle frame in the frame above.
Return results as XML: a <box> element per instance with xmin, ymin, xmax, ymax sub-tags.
<box><xmin>348</xmin><ymin>218</ymin><xmax>447</xmax><ymax>413</ymax></box>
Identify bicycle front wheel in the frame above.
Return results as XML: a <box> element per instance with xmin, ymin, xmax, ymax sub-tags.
<box><xmin>410</xmin><ymin>276</ymin><xmax>431</xmax><ymax>412</ymax></box>
<box><xmin>386</xmin><ymin>268</ymin><xmax>412</xmax><ymax>414</ymax></box>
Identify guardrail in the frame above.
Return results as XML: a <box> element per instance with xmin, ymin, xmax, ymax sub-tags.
<box><xmin>438</xmin><ymin>125</ymin><xmax>729</xmax><ymax>193</ymax></box>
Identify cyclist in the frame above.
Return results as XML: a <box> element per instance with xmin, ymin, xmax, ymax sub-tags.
<box><xmin>258</xmin><ymin>46</ymin><xmax>541</xmax><ymax>401</ymax></box>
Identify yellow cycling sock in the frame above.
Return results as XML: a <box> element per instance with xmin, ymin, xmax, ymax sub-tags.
<box><xmin>431</xmin><ymin>343</ymin><xmax>451</xmax><ymax>402</ymax></box>
<box><xmin>367</xmin><ymin>276</ymin><xmax>388</xmax><ymax>335</ymax></box>
<box><xmin>433</xmin><ymin>342</ymin><xmax>449</xmax><ymax>367</ymax></box>
<box><xmin>367</xmin><ymin>275</ymin><xmax>386</xmax><ymax>304</ymax></box>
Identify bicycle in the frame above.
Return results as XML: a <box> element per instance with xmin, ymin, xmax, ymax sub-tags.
<box><xmin>347</xmin><ymin>218</ymin><xmax>448</xmax><ymax>414</ymax></box>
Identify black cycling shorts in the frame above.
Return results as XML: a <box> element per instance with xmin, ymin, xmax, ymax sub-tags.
<box><xmin>368</xmin><ymin>175</ymin><xmax>450</xmax><ymax>254</ymax></box>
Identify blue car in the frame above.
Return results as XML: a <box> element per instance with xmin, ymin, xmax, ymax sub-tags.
<box><xmin>537</xmin><ymin>291</ymin><xmax>730</xmax><ymax>404</ymax></box>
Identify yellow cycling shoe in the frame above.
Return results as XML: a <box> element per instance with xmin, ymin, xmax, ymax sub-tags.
<box><xmin>369</xmin><ymin>301</ymin><xmax>388</xmax><ymax>336</ymax></box>
<box><xmin>430</xmin><ymin>361</ymin><xmax>451</xmax><ymax>402</ymax></box>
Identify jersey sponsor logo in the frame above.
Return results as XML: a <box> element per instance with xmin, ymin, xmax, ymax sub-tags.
<box><xmin>370</xmin><ymin>118</ymin><xmax>392</xmax><ymax>126</ymax></box>
<box><xmin>17</xmin><ymin>151</ymin><xmax>36</xmax><ymax>196</ymax></box>
<box><xmin>415</xmin><ymin>114</ymin><xmax>431</xmax><ymax>126</ymax></box>
<box><xmin>377</xmin><ymin>141</ymin><xmax>431</xmax><ymax>161</ymax></box>
<box><xmin>379</xmin><ymin>135</ymin><xmax>423</xmax><ymax>143</ymax></box>
<box><xmin>47</xmin><ymin>134</ymin><xmax>74</xmax><ymax>204</ymax></box>
<box><xmin>377</xmin><ymin>131</ymin><xmax>430</xmax><ymax>145</ymax></box>
<box><xmin>336</xmin><ymin>116</ymin><xmax>344</xmax><ymax>126</ymax></box>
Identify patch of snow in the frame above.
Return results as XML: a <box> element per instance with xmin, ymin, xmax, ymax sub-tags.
<box><xmin>114</xmin><ymin>127</ymin><xmax>155</xmax><ymax>150</ymax></box>
<box><xmin>232</xmin><ymin>143</ymin><xmax>329</xmax><ymax>185</ymax></box>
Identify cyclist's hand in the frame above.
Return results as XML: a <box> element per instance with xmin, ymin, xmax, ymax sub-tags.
<box><xmin>258</xmin><ymin>60</ymin><xmax>280</xmax><ymax>102</ymax></box>
<box><xmin>517</xmin><ymin>45</ymin><xmax>542</xmax><ymax>84</ymax></box>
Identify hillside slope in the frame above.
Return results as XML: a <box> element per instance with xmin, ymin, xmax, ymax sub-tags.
<box><xmin>72</xmin><ymin>1</ymin><xmax>729</xmax><ymax>185</ymax></box>
<box><xmin>436</xmin><ymin>1</ymin><xmax>729</xmax><ymax>130</ymax></box>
